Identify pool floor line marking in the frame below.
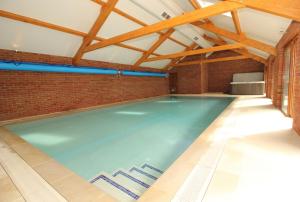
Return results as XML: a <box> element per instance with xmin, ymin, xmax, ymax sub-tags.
<box><xmin>141</xmin><ymin>163</ymin><xmax>164</xmax><ymax>174</ymax></box>
<box><xmin>130</xmin><ymin>167</ymin><xmax>158</xmax><ymax>180</ymax></box>
<box><xmin>113</xmin><ymin>170</ymin><xmax>150</xmax><ymax>188</ymax></box>
<box><xmin>91</xmin><ymin>175</ymin><xmax>140</xmax><ymax>200</ymax></box>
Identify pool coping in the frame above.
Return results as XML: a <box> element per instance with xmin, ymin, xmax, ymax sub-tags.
<box><xmin>138</xmin><ymin>94</ymin><xmax>240</xmax><ymax>201</ymax></box>
<box><xmin>0</xmin><ymin>94</ymin><xmax>239</xmax><ymax>201</ymax></box>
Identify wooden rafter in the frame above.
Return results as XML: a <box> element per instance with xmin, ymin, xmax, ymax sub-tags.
<box><xmin>73</xmin><ymin>0</ymin><xmax>118</xmax><ymax>65</ymax></box>
<box><xmin>172</xmin><ymin>55</ymin><xmax>249</xmax><ymax>67</ymax></box>
<box><xmin>133</xmin><ymin>29</ymin><xmax>175</xmax><ymax>67</ymax></box>
<box><xmin>164</xmin><ymin>43</ymin><xmax>198</xmax><ymax>70</ymax></box>
<box><xmin>189</xmin><ymin>0</ymin><xmax>210</xmax><ymax>23</ymax></box>
<box><xmin>145</xmin><ymin>43</ymin><xmax>244</xmax><ymax>62</ymax></box>
<box><xmin>231</xmin><ymin>10</ymin><xmax>242</xmax><ymax>34</ymax></box>
<box><xmin>227</xmin><ymin>0</ymin><xmax>300</xmax><ymax>22</ymax></box>
<box><xmin>84</xmin><ymin>1</ymin><xmax>245</xmax><ymax>53</ymax></box>
<box><xmin>189</xmin><ymin>0</ymin><xmax>201</xmax><ymax>10</ymax></box>
<box><xmin>203</xmin><ymin>34</ymin><xmax>267</xmax><ymax>65</ymax></box>
<box><xmin>91</xmin><ymin>0</ymin><xmax>189</xmax><ymax>48</ymax></box>
<box><xmin>192</xmin><ymin>21</ymin><xmax>276</xmax><ymax>55</ymax></box>
<box><xmin>188</xmin><ymin>0</ymin><xmax>225</xmax><ymax>42</ymax></box>
<box><xmin>0</xmin><ymin>10</ymin><xmax>161</xmax><ymax>56</ymax></box>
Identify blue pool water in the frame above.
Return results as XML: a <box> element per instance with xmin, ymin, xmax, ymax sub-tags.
<box><xmin>7</xmin><ymin>96</ymin><xmax>233</xmax><ymax>180</ymax></box>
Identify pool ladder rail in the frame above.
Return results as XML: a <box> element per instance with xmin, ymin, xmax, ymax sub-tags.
<box><xmin>90</xmin><ymin>163</ymin><xmax>164</xmax><ymax>201</ymax></box>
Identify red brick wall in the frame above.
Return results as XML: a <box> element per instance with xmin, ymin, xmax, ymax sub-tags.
<box><xmin>266</xmin><ymin>21</ymin><xmax>300</xmax><ymax>135</ymax></box>
<box><xmin>0</xmin><ymin>49</ymin><xmax>169</xmax><ymax>121</ymax></box>
<box><xmin>207</xmin><ymin>51</ymin><xmax>265</xmax><ymax>93</ymax></box>
<box><xmin>171</xmin><ymin>54</ymin><xmax>208</xmax><ymax>94</ymax></box>
<box><xmin>173</xmin><ymin>64</ymin><xmax>202</xmax><ymax>94</ymax></box>
<box><xmin>171</xmin><ymin>51</ymin><xmax>264</xmax><ymax>94</ymax></box>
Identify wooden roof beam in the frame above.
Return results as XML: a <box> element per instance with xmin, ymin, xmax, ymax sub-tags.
<box><xmin>192</xmin><ymin>21</ymin><xmax>276</xmax><ymax>55</ymax></box>
<box><xmin>189</xmin><ymin>0</ymin><xmax>211</xmax><ymax>24</ymax></box>
<box><xmin>231</xmin><ymin>10</ymin><xmax>242</xmax><ymax>35</ymax></box>
<box><xmin>203</xmin><ymin>34</ymin><xmax>267</xmax><ymax>65</ymax></box>
<box><xmin>226</xmin><ymin>0</ymin><xmax>300</xmax><ymax>22</ymax></box>
<box><xmin>164</xmin><ymin>43</ymin><xmax>199</xmax><ymax>70</ymax></box>
<box><xmin>133</xmin><ymin>29</ymin><xmax>175</xmax><ymax>67</ymax></box>
<box><xmin>84</xmin><ymin>1</ymin><xmax>245</xmax><ymax>53</ymax></box>
<box><xmin>172</xmin><ymin>55</ymin><xmax>250</xmax><ymax>67</ymax></box>
<box><xmin>73</xmin><ymin>0</ymin><xmax>118</xmax><ymax>65</ymax></box>
<box><xmin>189</xmin><ymin>0</ymin><xmax>226</xmax><ymax>42</ymax></box>
<box><xmin>0</xmin><ymin>10</ymin><xmax>159</xmax><ymax>56</ymax></box>
<box><xmin>91</xmin><ymin>0</ymin><xmax>189</xmax><ymax>48</ymax></box>
<box><xmin>144</xmin><ymin>43</ymin><xmax>244</xmax><ymax>62</ymax></box>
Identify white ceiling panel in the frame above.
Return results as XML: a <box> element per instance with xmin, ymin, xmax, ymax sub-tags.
<box><xmin>123</xmin><ymin>34</ymin><xmax>160</xmax><ymax>51</ymax></box>
<box><xmin>171</xmin><ymin>31</ymin><xmax>193</xmax><ymax>47</ymax></box>
<box><xmin>238</xmin><ymin>8</ymin><xmax>292</xmax><ymax>46</ymax></box>
<box><xmin>155</xmin><ymin>39</ymin><xmax>186</xmax><ymax>55</ymax></box>
<box><xmin>83</xmin><ymin>45</ymin><xmax>142</xmax><ymax>65</ymax></box>
<box><xmin>116</xmin><ymin>0</ymin><xmax>160</xmax><ymax>25</ymax></box>
<box><xmin>140</xmin><ymin>60</ymin><xmax>171</xmax><ymax>69</ymax></box>
<box><xmin>0</xmin><ymin>0</ymin><xmax>99</xmax><ymax>33</ymax></box>
<box><xmin>97</xmin><ymin>12</ymin><xmax>142</xmax><ymax>38</ymax></box>
<box><xmin>209</xmin><ymin>14</ymin><xmax>235</xmax><ymax>33</ymax></box>
<box><xmin>210</xmin><ymin>8</ymin><xmax>291</xmax><ymax>47</ymax></box>
<box><xmin>0</xmin><ymin>18</ymin><xmax>82</xmax><ymax>57</ymax></box>
<box><xmin>173</xmin><ymin>0</ymin><xmax>194</xmax><ymax>12</ymax></box>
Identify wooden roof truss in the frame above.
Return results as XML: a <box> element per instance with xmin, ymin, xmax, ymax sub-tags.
<box><xmin>0</xmin><ymin>0</ymin><xmax>299</xmax><ymax>69</ymax></box>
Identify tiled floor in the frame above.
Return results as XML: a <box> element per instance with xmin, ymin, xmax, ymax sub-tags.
<box><xmin>203</xmin><ymin>97</ymin><xmax>300</xmax><ymax>202</ymax></box>
<box><xmin>0</xmin><ymin>165</ymin><xmax>25</xmax><ymax>202</ymax></box>
<box><xmin>0</xmin><ymin>95</ymin><xmax>299</xmax><ymax>202</ymax></box>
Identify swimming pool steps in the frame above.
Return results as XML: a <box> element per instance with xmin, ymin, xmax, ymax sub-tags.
<box><xmin>142</xmin><ymin>163</ymin><xmax>164</xmax><ymax>174</ymax></box>
<box><xmin>92</xmin><ymin>174</ymin><xmax>139</xmax><ymax>201</ymax></box>
<box><xmin>129</xmin><ymin>167</ymin><xmax>158</xmax><ymax>180</ymax></box>
<box><xmin>90</xmin><ymin>164</ymin><xmax>164</xmax><ymax>201</ymax></box>
<box><xmin>113</xmin><ymin>170</ymin><xmax>150</xmax><ymax>188</ymax></box>
<box><xmin>141</xmin><ymin>163</ymin><xmax>163</xmax><ymax>177</ymax></box>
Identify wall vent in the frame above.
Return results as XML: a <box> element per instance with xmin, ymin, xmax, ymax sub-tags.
<box><xmin>161</xmin><ymin>12</ymin><xmax>171</xmax><ymax>19</ymax></box>
<box><xmin>193</xmin><ymin>36</ymin><xmax>199</xmax><ymax>41</ymax></box>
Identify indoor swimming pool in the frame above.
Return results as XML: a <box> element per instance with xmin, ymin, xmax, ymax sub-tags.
<box><xmin>6</xmin><ymin>96</ymin><xmax>233</xmax><ymax>181</ymax></box>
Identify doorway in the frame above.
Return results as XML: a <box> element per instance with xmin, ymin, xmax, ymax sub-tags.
<box><xmin>281</xmin><ymin>39</ymin><xmax>296</xmax><ymax>117</ymax></box>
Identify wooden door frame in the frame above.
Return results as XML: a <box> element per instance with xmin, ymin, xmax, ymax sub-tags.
<box><xmin>287</xmin><ymin>37</ymin><xmax>297</xmax><ymax>117</ymax></box>
<box><xmin>282</xmin><ymin>37</ymin><xmax>297</xmax><ymax>117</ymax></box>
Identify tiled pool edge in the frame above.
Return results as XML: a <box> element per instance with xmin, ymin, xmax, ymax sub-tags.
<box><xmin>0</xmin><ymin>94</ymin><xmax>238</xmax><ymax>201</ymax></box>
<box><xmin>138</xmin><ymin>95</ymin><xmax>240</xmax><ymax>202</ymax></box>
<box><xmin>0</xmin><ymin>127</ymin><xmax>117</xmax><ymax>202</ymax></box>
